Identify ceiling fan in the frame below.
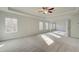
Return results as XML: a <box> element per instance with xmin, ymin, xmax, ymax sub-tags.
<box><xmin>39</xmin><ymin>7</ymin><xmax>54</xmax><ymax>14</ymax></box>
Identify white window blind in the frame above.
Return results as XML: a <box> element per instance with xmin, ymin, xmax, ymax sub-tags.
<box><xmin>39</xmin><ymin>21</ymin><xmax>43</xmax><ymax>31</ymax></box>
<box><xmin>5</xmin><ymin>18</ymin><xmax>18</xmax><ymax>33</ymax></box>
<box><xmin>45</xmin><ymin>22</ymin><xmax>48</xmax><ymax>30</ymax></box>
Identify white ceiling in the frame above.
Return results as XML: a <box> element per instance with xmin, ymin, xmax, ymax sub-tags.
<box><xmin>7</xmin><ymin>7</ymin><xmax>79</xmax><ymax>18</ymax></box>
<box><xmin>0</xmin><ymin>7</ymin><xmax>79</xmax><ymax>18</ymax></box>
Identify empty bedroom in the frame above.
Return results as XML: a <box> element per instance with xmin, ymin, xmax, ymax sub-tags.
<box><xmin>0</xmin><ymin>7</ymin><xmax>79</xmax><ymax>52</ymax></box>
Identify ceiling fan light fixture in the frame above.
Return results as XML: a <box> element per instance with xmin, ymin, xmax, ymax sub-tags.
<box><xmin>43</xmin><ymin>10</ymin><xmax>48</xmax><ymax>14</ymax></box>
<box><xmin>39</xmin><ymin>7</ymin><xmax>54</xmax><ymax>14</ymax></box>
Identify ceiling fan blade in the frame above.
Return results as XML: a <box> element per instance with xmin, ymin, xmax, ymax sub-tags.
<box><xmin>42</xmin><ymin>7</ymin><xmax>46</xmax><ymax>9</ymax></box>
<box><xmin>48</xmin><ymin>8</ymin><xmax>54</xmax><ymax>10</ymax></box>
<box><xmin>48</xmin><ymin>10</ymin><xmax>52</xmax><ymax>13</ymax></box>
<box><xmin>42</xmin><ymin>7</ymin><xmax>49</xmax><ymax>10</ymax></box>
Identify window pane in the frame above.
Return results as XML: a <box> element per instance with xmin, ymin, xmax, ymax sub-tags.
<box><xmin>5</xmin><ymin>18</ymin><xmax>18</xmax><ymax>33</ymax></box>
<box><xmin>45</xmin><ymin>22</ymin><xmax>48</xmax><ymax>30</ymax></box>
<box><xmin>49</xmin><ymin>23</ymin><xmax>53</xmax><ymax>30</ymax></box>
<box><xmin>39</xmin><ymin>21</ymin><xmax>43</xmax><ymax>31</ymax></box>
<box><xmin>52</xmin><ymin>23</ymin><xmax>56</xmax><ymax>30</ymax></box>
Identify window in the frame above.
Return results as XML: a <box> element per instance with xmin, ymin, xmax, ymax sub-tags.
<box><xmin>49</xmin><ymin>23</ymin><xmax>53</xmax><ymax>30</ymax></box>
<box><xmin>5</xmin><ymin>18</ymin><xmax>18</xmax><ymax>33</ymax></box>
<box><xmin>52</xmin><ymin>23</ymin><xmax>56</xmax><ymax>30</ymax></box>
<box><xmin>45</xmin><ymin>22</ymin><xmax>48</xmax><ymax>30</ymax></box>
<box><xmin>39</xmin><ymin>21</ymin><xmax>43</xmax><ymax>31</ymax></box>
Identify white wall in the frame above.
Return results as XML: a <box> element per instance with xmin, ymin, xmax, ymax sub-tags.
<box><xmin>0</xmin><ymin>11</ymin><xmax>44</xmax><ymax>41</ymax></box>
<box><xmin>48</xmin><ymin>12</ymin><xmax>79</xmax><ymax>38</ymax></box>
<box><xmin>54</xmin><ymin>18</ymin><xmax>67</xmax><ymax>32</ymax></box>
<box><xmin>70</xmin><ymin>14</ymin><xmax>79</xmax><ymax>38</ymax></box>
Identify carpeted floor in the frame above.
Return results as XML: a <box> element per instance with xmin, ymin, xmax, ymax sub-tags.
<box><xmin>0</xmin><ymin>31</ymin><xmax>79</xmax><ymax>52</ymax></box>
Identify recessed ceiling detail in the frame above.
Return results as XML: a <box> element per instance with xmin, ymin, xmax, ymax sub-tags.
<box><xmin>8</xmin><ymin>7</ymin><xmax>78</xmax><ymax>18</ymax></box>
